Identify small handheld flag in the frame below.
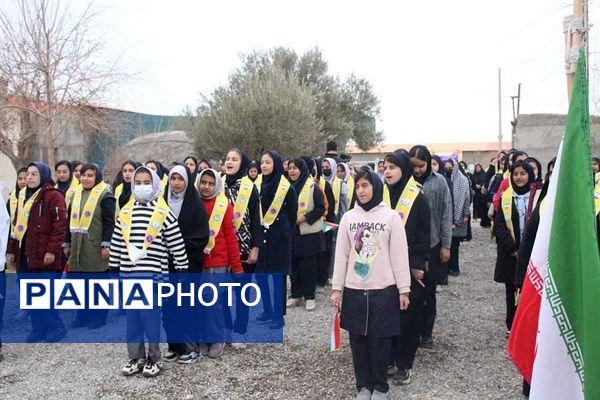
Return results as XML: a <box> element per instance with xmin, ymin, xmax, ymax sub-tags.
<box><xmin>322</xmin><ymin>221</ymin><xmax>339</xmax><ymax>233</ymax></box>
<box><xmin>328</xmin><ymin>311</ymin><xmax>341</xmax><ymax>352</ymax></box>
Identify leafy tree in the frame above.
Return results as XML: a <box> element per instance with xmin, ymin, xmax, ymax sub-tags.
<box><xmin>186</xmin><ymin>47</ymin><xmax>382</xmax><ymax>159</ymax></box>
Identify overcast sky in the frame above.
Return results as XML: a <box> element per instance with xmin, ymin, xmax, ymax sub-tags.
<box><xmin>95</xmin><ymin>0</ymin><xmax>600</xmax><ymax>144</ymax></box>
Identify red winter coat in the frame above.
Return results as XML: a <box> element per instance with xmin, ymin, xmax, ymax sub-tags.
<box><xmin>8</xmin><ymin>184</ymin><xmax>67</xmax><ymax>272</ymax></box>
<box><xmin>201</xmin><ymin>197</ymin><xmax>242</xmax><ymax>273</ymax></box>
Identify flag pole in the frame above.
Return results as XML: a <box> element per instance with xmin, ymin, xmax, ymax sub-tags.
<box><xmin>564</xmin><ymin>0</ymin><xmax>588</xmax><ymax>102</ymax></box>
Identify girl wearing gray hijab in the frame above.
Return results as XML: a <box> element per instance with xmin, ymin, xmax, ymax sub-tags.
<box><xmin>109</xmin><ymin>166</ymin><xmax>188</xmax><ymax>378</ymax></box>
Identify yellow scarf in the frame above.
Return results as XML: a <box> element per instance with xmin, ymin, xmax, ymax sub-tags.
<box><xmin>56</xmin><ymin>177</ymin><xmax>80</xmax><ymax>209</ymax></box>
<box><xmin>12</xmin><ymin>188</ymin><xmax>41</xmax><ymax>242</ymax></box>
<box><xmin>9</xmin><ymin>190</ymin><xmax>19</xmax><ymax>233</ymax></box>
<box><xmin>594</xmin><ymin>175</ymin><xmax>600</xmax><ymax>216</ymax></box>
<box><xmin>297</xmin><ymin>180</ymin><xmax>313</xmax><ymax>216</ymax></box>
<box><xmin>254</xmin><ymin>174</ymin><xmax>263</xmax><ymax>190</ymax></box>
<box><xmin>119</xmin><ymin>197</ymin><xmax>170</xmax><ymax>250</ymax></box>
<box><xmin>331</xmin><ymin>177</ymin><xmax>342</xmax><ymax>214</ymax></box>
<box><xmin>205</xmin><ymin>194</ymin><xmax>229</xmax><ymax>254</ymax></box>
<box><xmin>232</xmin><ymin>176</ymin><xmax>254</xmax><ymax>230</ymax></box>
<box><xmin>262</xmin><ymin>176</ymin><xmax>291</xmax><ymax>228</ymax></box>
<box><xmin>383</xmin><ymin>176</ymin><xmax>421</xmax><ymax>223</ymax></box>
<box><xmin>501</xmin><ymin>185</ymin><xmax>515</xmax><ymax>241</ymax></box>
<box><xmin>346</xmin><ymin>176</ymin><xmax>355</xmax><ymax>208</ymax></box>
<box><xmin>70</xmin><ymin>181</ymin><xmax>107</xmax><ymax>233</ymax></box>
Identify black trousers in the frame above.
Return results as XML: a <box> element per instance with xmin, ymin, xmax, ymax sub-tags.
<box><xmin>505</xmin><ymin>283</ymin><xmax>517</xmax><ymax>331</ymax></box>
<box><xmin>317</xmin><ymin>231</ymin><xmax>333</xmax><ymax>285</ymax></box>
<box><xmin>448</xmin><ymin>237</ymin><xmax>461</xmax><ymax>274</ymax></box>
<box><xmin>421</xmin><ymin>243</ymin><xmax>442</xmax><ymax>339</ymax></box>
<box><xmin>257</xmin><ymin>274</ymin><xmax>287</xmax><ymax>319</ymax></box>
<box><xmin>224</xmin><ymin>262</ymin><xmax>253</xmax><ymax>335</ymax></box>
<box><xmin>391</xmin><ymin>283</ymin><xmax>425</xmax><ymax>370</ymax></box>
<box><xmin>349</xmin><ymin>333</ymin><xmax>391</xmax><ymax>393</ymax></box>
<box><xmin>290</xmin><ymin>255</ymin><xmax>317</xmax><ymax>300</ymax></box>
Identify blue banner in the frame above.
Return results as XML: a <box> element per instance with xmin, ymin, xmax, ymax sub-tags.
<box><xmin>0</xmin><ymin>273</ymin><xmax>284</xmax><ymax>344</ymax></box>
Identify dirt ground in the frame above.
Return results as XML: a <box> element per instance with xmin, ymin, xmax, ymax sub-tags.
<box><xmin>0</xmin><ymin>224</ymin><xmax>522</xmax><ymax>399</ymax></box>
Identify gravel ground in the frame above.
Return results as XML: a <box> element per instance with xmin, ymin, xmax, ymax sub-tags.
<box><xmin>0</xmin><ymin>225</ymin><xmax>522</xmax><ymax>399</ymax></box>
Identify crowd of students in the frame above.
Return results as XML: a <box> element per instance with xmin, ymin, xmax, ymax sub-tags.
<box><xmin>2</xmin><ymin>139</ymin><xmax>587</xmax><ymax>399</ymax></box>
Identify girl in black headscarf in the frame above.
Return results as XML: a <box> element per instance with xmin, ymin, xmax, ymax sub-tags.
<box><xmin>247</xmin><ymin>161</ymin><xmax>259</xmax><ymax>182</ymax></box>
<box><xmin>382</xmin><ymin>151</ymin><xmax>431</xmax><ymax>384</ymax></box>
<box><xmin>222</xmin><ymin>149</ymin><xmax>262</xmax><ymax>347</ymax></box>
<box><xmin>312</xmin><ymin>157</ymin><xmax>336</xmax><ymax>287</ymax></box>
<box><xmin>330</xmin><ymin>168</ymin><xmax>410</xmax><ymax>399</ymax></box>
<box><xmin>493</xmin><ymin>161</ymin><xmax>534</xmax><ymax>337</ymax></box>
<box><xmin>7</xmin><ymin>167</ymin><xmax>28</xmax><ymax>230</ymax></box>
<box><xmin>286</xmin><ymin>158</ymin><xmax>325</xmax><ymax>311</ymax></box>
<box><xmin>183</xmin><ymin>156</ymin><xmax>199</xmax><ymax>181</ymax></box>
<box><xmin>408</xmin><ymin>145</ymin><xmax>452</xmax><ymax>348</ymax></box>
<box><xmin>255</xmin><ymin>151</ymin><xmax>298</xmax><ymax>329</ymax></box>
<box><xmin>472</xmin><ymin>163</ymin><xmax>490</xmax><ymax>227</ymax></box>
<box><xmin>114</xmin><ymin>161</ymin><xmax>139</xmax><ymax>212</ymax></box>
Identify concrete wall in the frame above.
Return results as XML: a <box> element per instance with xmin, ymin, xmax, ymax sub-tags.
<box><xmin>515</xmin><ymin>113</ymin><xmax>600</xmax><ymax>167</ymax></box>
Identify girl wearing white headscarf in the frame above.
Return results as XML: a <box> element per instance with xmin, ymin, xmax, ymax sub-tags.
<box><xmin>162</xmin><ymin>164</ymin><xmax>209</xmax><ymax>364</ymax></box>
<box><xmin>109</xmin><ymin>166</ymin><xmax>188</xmax><ymax>378</ymax></box>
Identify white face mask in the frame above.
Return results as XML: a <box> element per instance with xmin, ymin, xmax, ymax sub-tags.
<box><xmin>133</xmin><ymin>184</ymin><xmax>154</xmax><ymax>201</ymax></box>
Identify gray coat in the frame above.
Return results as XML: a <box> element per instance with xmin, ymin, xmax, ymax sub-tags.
<box><xmin>421</xmin><ymin>172</ymin><xmax>453</xmax><ymax>249</ymax></box>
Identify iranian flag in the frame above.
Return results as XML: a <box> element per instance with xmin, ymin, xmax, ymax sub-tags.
<box><xmin>509</xmin><ymin>50</ymin><xmax>600</xmax><ymax>399</ymax></box>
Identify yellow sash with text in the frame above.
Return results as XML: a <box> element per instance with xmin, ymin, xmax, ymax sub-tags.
<box><xmin>233</xmin><ymin>177</ymin><xmax>254</xmax><ymax>230</ymax></box>
<box><xmin>383</xmin><ymin>176</ymin><xmax>421</xmax><ymax>224</ymax></box>
<box><xmin>501</xmin><ymin>186</ymin><xmax>516</xmax><ymax>241</ymax></box>
<box><xmin>297</xmin><ymin>180</ymin><xmax>313</xmax><ymax>217</ymax></box>
<box><xmin>205</xmin><ymin>194</ymin><xmax>229</xmax><ymax>254</ymax></box>
<box><xmin>9</xmin><ymin>190</ymin><xmax>19</xmax><ymax>233</ymax></box>
<box><xmin>119</xmin><ymin>197</ymin><xmax>170</xmax><ymax>250</ymax></box>
<box><xmin>262</xmin><ymin>176</ymin><xmax>291</xmax><ymax>228</ymax></box>
<box><xmin>12</xmin><ymin>189</ymin><xmax>41</xmax><ymax>242</ymax></box>
<box><xmin>70</xmin><ymin>182</ymin><xmax>107</xmax><ymax>233</ymax></box>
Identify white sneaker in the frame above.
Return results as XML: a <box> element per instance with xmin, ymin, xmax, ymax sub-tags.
<box><xmin>305</xmin><ymin>299</ymin><xmax>316</xmax><ymax>311</ymax></box>
<box><xmin>142</xmin><ymin>360</ymin><xmax>161</xmax><ymax>377</ymax></box>
<box><xmin>231</xmin><ymin>342</ymin><xmax>246</xmax><ymax>350</ymax></box>
<box><xmin>286</xmin><ymin>298</ymin><xmax>303</xmax><ymax>308</ymax></box>
<box><xmin>122</xmin><ymin>359</ymin><xmax>144</xmax><ymax>376</ymax></box>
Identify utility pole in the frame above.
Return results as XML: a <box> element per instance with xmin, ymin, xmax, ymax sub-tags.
<box><xmin>498</xmin><ymin>68</ymin><xmax>503</xmax><ymax>151</ymax></box>
<box><xmin>564</xmin><ymin>0</ymin><xmax>588</xmax><ymax>101</ymax></box>
<box><xmin>510</xmin><ymin>83</ymin><xmax>521</xmax><ymax>149</ymax></box>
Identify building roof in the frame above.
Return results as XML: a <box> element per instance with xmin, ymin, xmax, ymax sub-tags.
<box><xmin>345</xmin><ymin>141</ymin><xmax>512</xmax><ymax>154</ymax></box>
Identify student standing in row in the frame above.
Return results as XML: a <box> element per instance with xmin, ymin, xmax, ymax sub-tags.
<box><xmin>7</xmin><ymin>162</ymin><xmax>67</xmax><ymax>343</ymax></box>
<box><xmin>408</xmin><ymin>146</ymin><xmax>452</xmax><ymax>349</ymax></box>
<box><xmin>382</xmin><ymin>152</ymin><xmax>431</xmax><ymax>386</ymax></box>
<box><xmin>493</xmin><ymin>161</ymin><xmax>534</xmax><ymax>337</ymax></box>
<box><xmin>114</xmin><ymin>161</ymin><xmax>139</xmax><ymax>215</ymax></box>
<box><xmin>286</xmin><ymin>158</ymin><xmax>325</xmax><ymax>311</ymax></box>
<box><xmin>256</xmin><ymin>151</ymin><xmax>297</xmax><ymax>329</ymax></box>
<box><xmin>197</xmin><ymin>168</ymin><xmax>243</xmax><ymax>358</ymax></box>
<box><xmin>65</xmin><ymin>164</ymin><xmax>115</xmax><ymax>329</ymax></box>
<box><xmin>223</xmin><ymin>148</ymin><xmax>262</xmax><ymax>347</ymax></box>
<box><xmin>162</xmin><ymin>164</ymin><xmax>209</xmax><ymax>364</ymax></box>
<box><xmin>444</xmin><ymin>159</ymin><xmax>471</xmax><ymax>277</ymax></box>
<box><xmin>110</xmin><ymin>166</ymin><xmax>189</xmax><ymax>378</ymax></box>
<box><xmin>331</xmin><ymin>168</ymin><xmax>411</xmax><ymax>400</ymax></box>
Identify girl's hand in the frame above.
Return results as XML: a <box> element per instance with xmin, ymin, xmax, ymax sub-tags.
<box><xmin>101</xmin><ymin>248</ymin><xmax>110</xmax><ymax>260</ymax></box>
<box><xmin>400</xmin><ymin>293</ymin><xmax>410</xmax><ymax>310</ymax></box>
<box><xmin>296</xmin><ymin>215</ymin><xmax>306</xmax><ymax>225</ymax></box>
<box><xmin>330</xmin><ymin>290</ymin><xmax>342</xmax><ymax>309</ymax></box>
<box><xmin>247</xmin><ymin>247</ymin><xmax>259</xmax><ymax>264</ymax></box>
<box><xmin>43</xmin><ymin>252</ymin><xmax>55</xmax><ymax>265</ymax></box>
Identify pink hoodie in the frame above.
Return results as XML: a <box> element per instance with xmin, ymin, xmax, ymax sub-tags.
<box><xmin>332</xmin><ymin>202</ymin><xmax>411</xmax><ymax>294</ymax></box>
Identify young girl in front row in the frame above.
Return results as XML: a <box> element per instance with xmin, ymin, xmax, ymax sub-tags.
<box><xmin>330</xmin><ymin>168</ymin><xmax>411</xmax><ymax>400</ymax></box>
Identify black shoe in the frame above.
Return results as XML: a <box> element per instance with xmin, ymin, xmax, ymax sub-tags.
<box><xmin>87</xmin><ymin>320</ymin><xmax>106</xmax><ymax>330</ymax></box>
<box><xmin>420</xmin><ymin>336</ymin><xmax>433</xmax><ymax>349</ymax></box>
<box><xmin>45</xmin><ymin>329</ymin><xmax>67</xmax><ymax>343</ymax></box>
<box><xmin>26</xmin><ymin>331</ymin><xmax>46</xmax><ymax>343</ymax></box>
<box><xmin>449</xmin><ymin>270</ymin><xmax>460</xmax><ymax>277</ymax></box>
<box><xmin>394</xmin><ymin>368</ymin><xmax>412</xmax><ymax>385</ymax></box>
<box><xmin>438</xmin><ymin>278</ymin><xmax>448</xmax><ymax>285</ymax></box>
<box><xmin>70</xmin><ymin>319</ymin><xmax>87</xmax><ymax>329</ymax></box>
